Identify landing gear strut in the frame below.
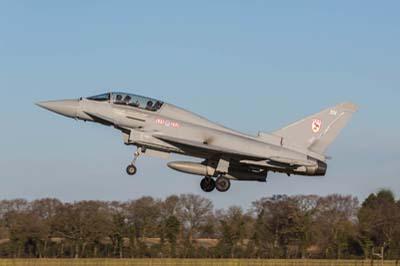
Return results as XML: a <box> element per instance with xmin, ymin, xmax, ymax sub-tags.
<box><xmin>126</xmin><ymin>147</ymin><xmax>142</xmax><ymax>176</ymax></box>
<box><xmin>200</xmin><ymin>177</ymin><xmax>216</xmax><ymax>192</ymax></box>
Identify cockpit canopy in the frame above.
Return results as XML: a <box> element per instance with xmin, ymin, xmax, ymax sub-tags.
<box><xmin>87</xmin><ymin>92</ymin><xmax>164</xmax><ymax>112</ymax></box>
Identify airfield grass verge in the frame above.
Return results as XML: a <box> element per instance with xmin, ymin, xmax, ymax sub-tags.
<box><xmin>0</xmin><ymin>260</ymin><xmax>398</xmax><ymax>266</ymax></box>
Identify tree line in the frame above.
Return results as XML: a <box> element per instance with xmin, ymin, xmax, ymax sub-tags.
<box><xmin>0</xmin><ymin>190</ymin><xmax>399</xmax><ymax>259</ymax></box>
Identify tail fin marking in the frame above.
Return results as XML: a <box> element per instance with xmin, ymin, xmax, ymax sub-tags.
<box><xmin>273</xmin><ymin>102</ymin><xmax>358</xmax><ymax>155</ymax></box>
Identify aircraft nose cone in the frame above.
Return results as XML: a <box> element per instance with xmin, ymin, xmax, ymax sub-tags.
<box><xmin>36</xmin><ymin>99</ymin><xmax>79</xmax><ymax>119</ymax></box>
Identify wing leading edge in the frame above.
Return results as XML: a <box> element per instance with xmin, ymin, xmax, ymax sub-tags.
<box><xmin>153</xmin><ymin>135</ymin><xmax>267</xmax><ymax>161</ymax></box>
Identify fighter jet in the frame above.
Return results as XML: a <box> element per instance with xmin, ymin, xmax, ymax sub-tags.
<box><xmin>36</xmin><ymin>92</ymin><xmax>358</xmax><ymax>192</ymax></box>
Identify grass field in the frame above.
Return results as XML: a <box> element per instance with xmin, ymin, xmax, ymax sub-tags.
<box><xmin>0</xmin><ymin>260</ymin><xmax>398</xmax><ymax>266</ymax></box>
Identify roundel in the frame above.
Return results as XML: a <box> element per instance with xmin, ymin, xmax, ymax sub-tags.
<box><xmin>312</xmin><ymin>119</ymin><xmax>322</xmax><ymax>133</ymax></box>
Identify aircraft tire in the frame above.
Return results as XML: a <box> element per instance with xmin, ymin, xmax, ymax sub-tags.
<box><xmin>200</xmin><ymin>177</ymin><xmax>215</xmax><ymax>192</ymax></box>
<box><xmin>126</xmin><ymin>164</ymin><xmax>137</xmax><ymax>176</ymax></box>
<box><xmin>216</xmin><ymin>177</ymin><xmax>231</xmax><ymax>192</ymax></box>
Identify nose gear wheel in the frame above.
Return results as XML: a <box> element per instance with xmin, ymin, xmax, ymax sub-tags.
<box><xmin>126</xmin><ymin>147</ymin><xmax>142</xmax><ymax>176</ymax></box>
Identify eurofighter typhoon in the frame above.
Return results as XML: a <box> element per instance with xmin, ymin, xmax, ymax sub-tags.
<box><xmin>36</xmin><ymin>92</ymin><xmax>358</xmax><ymax>193</ymax></box>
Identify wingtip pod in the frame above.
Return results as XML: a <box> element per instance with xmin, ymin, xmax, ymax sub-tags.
<box><xmin>339</xmin><ymin>102</ymin><xmax>359</xmax><ymax>113</ymax></box>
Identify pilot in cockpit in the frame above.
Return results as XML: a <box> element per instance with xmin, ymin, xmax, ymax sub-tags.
<box><xmin>154</xmin><ymin>101</ymin><xmax>162</xmax><ymax>110</ymax></box>
<box><xmin>146</xmin><ymin>100</ymin><xmax>154</xmax><ymax>111</ymax></box>
<box><xmin>115</xmin><ymin>94</ymin><xmax>123</xmax><ymax>104</ymax></box>
<box><xmin>123</xmin><ymin>95</ymin><xmax>132</xmax><ymax>105</ymax></box>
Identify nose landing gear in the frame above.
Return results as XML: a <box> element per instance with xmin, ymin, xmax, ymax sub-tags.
<box><xmin>126</xmin><ymin>164</ymin><xmax>137</xmax><ymax>175</ymax></box>
<box><xmin>126</xmin><ymin>147</ymin><xmax>142</xmax><ymax>176</ymax></box>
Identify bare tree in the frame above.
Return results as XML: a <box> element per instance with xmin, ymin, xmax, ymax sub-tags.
<box><xmin>0</xmin><ymin>192</ymin><xmax>399</xmax><ymax>260</ymax></box>
<box><xmin>30</xmin><ymin>198</ymin><xmax>62</xmax><ymax>258</ymax></box>
<box><xmin>176</xmin><ymin>194</ymin><xmax>213</xmax><ymax>241</ymax></box>
<box><xmin>358</xmin><ymin>190</ymin><xmax>400</xmax><ymax>259</ymax></box>
<box><xmin>313</xmin><ymin>194</ymin><xmax>359</xmax><ymax>259</ymax></box>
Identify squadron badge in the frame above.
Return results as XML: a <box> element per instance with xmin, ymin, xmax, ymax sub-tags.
<box><xmin>312</xmin><ymin>119</ymin><xmax>322</xmax><ymax>133</ymax></box>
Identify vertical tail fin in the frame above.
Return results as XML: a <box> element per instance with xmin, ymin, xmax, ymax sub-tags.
<box><xmin>273</xmin><ymin>102</ymin><xmax>358</xmax><ymax>155</ymax></box>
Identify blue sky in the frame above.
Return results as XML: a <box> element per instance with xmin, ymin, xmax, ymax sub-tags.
<box><xmin>0</xmin><ymin>1</ymin><xmax>399</xmax><ymax>209</ymax></box>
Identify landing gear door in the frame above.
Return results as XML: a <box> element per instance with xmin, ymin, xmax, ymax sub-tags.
<box><xmin>129</xmin><ymin>130</ymin><xmax>141</xmax><ymax>144</ymax></box>
<box><xmin>128</xmin><ymin>130</ymin><xmax>156</xmax><ymax>145</ymax></box>
<box><xmin>128</xmin><ymin>130</ymin><xmax>170</xmax><ymax>159</ymax></box>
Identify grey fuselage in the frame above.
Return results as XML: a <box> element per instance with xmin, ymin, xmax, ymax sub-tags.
<box><xmin>37</xmin><ymin>94</ymin><xmax>328</xmax><ymax>181</ymax></box>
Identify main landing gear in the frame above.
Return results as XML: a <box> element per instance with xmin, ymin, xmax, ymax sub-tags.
<box><xmin>215</xmin><ymin>176</ymin><xmax>231</xmax><ymax>192</ymax></box>
<box><xmin>200</xmin><ymin>177</ymin><xmax>215</xmax><ymax>192</ymax></box>
<box><xmin>200</xmin><ymin>176</ymin><xmax>231</xmax><ymax>193</ymax></box>
<box><xmin>126</xmin><ymin>148</ymin><xmax>142</xmax><ymax>176</ymax></box>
